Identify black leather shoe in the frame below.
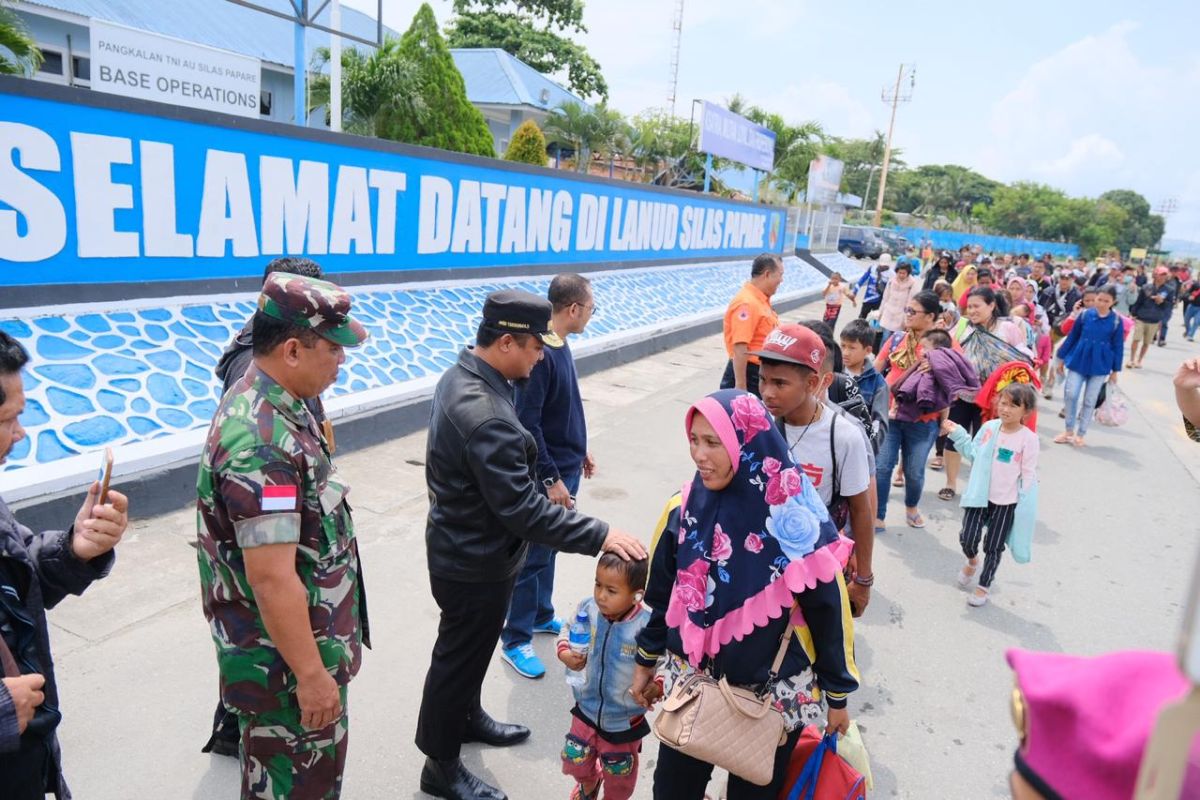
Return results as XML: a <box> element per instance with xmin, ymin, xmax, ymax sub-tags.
<box><xmin>419</xmin><ymin>757</ymin><xmax>507</xmax><ymax>800</ymax></box>
<box><xmin>462</xmin><ymin>710</ymin><xmax>530</xmax><ymax>747</ymax></box>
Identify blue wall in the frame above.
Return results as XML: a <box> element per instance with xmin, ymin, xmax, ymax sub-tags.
<box><xmin>893</xmin><ymin>227</ymin><xmax>1079</xmax><ymax>258</ymax></box>
<box><xmin>0</xmin><ymin>82</ymin><xmax>785</xmax><ymax>289</ymax></box>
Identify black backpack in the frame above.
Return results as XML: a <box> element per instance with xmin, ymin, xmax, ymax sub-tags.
<box><xmin>828</xmin><ymin>373</ymin><xmax>885</xmax><ymax>455</ymax></box>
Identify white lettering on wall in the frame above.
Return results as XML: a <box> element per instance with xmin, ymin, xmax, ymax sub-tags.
<box><xmin>139</xmin><ymin>141</ymin><xmax>193</xmax><ymax>257</ymax></box>
<box><xmin>0</xmin><ymin>122</ymin><xmax>66</xmax><ymax>262</ymax></box>
<box><xmin>196</xmin><ymin>149</ymin><xmax>258</xmax><ymax>257</ymax></box>
<box><xmin>71</xmin><ymin>132</ymin><xmax>138</xmax><ymax>258</ymax></box>
<box><xmin>259</xmin><ymin>156</ymin><xmax>329</xmax><ymax>255</ymax></box>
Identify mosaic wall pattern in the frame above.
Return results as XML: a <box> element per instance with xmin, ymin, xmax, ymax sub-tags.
<box><xmin>1</xmin><ymin>257</ymin><xmax>853</xmax><ymax>475</ymax></box>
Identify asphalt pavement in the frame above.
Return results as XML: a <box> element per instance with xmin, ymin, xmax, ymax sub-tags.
<box><xmin>41</xmin><ymin>299</ymin><xmax>1200</xmax><ymax>799</ymax></box>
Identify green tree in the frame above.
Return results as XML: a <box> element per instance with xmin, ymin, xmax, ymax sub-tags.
<box><xmin>389</xmin><ymin>4</ymin><xmax>494</xmax><ymax>157</ymax></box>
<box><xmin>504</xmin><ymin>119</ymin><xmax>549</xmax><ymax>166</ymax></box>
<box><xmin>1098</xmin><ymin>189</ymin><xmax>1166</xmax><ymax>252</ymax></box>
<box><xmin>446</xmin><ymin>0</ymin><xmax>607</xmax><ymax>100</ymax></box>
<box><xmin>0</xmin><ymin>1</ymin><xmax>42</xmax><ymax>76</ymax></box>
<box><xmin>542</xmin><ymin>101</ymin><xmax>597</xmax><ymax>171</ymax></box>
<box><xmin>589</xmin><ymin>103</ymin><xmax>628</xmax><ymax>177</ymax></box>
<box><xmin>309</xmin><ymin>39</ymin><xmax>426</xmax><ymax>138</ymax></box>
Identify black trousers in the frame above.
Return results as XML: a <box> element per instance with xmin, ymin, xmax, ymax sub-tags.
<box><xmin>0</xmin><ymin>731</ymin><xmax>49</xmax><ymax>800</ymax></box>
<box><xmin>652</xmin><ymin>727</ymin><xmax>803</xmax><ymax>800</ymax></box>
<box><xmin>720</xmin><ymin>360</ymin><xmax>761</xmax><ymax>398</ymax></box>
<box><xmin>415</xmin><ymin>574</ymin><xmax>517</xmax><ymax>760</ymax></box>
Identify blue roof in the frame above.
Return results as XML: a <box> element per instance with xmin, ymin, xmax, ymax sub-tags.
<box><xmin>22</xmin><ymin>0</ymin><xmax>396</xmax><ymax>68</ymax></box>
<box><xmin>450</xmin><ymin>48</ymin><xmax>588</xmax><ymax>112</ymax></box>
<box><xmin>23</xmin><ymin>2</ymin><xmax>588</xmax><ymax>109</ymax></box>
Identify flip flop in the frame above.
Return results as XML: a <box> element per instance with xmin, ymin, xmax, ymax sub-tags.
<box><xmin>892</xmin><ymin>474</ymin><xmax>905</xmax><ymax>487</ymax></box>
<box><xmin>937</xmin><ymin>487</ymin><xmax>956</xmax><ymax>501</ymax></box>
<box><xmin>1053</xmin><ymin>432</ymin><xmax>1073</xmax><ymax>444</ymax></box>
<box><xmin>905</xmin><ymin>510</ymin><xmax>925</xmax><ymax>528</ymax></box>
<box><xmin>929</xmin><ymin>457</ymin><xmax>944</xmax><ymax>471</ymax></box>
<box><xmin>874</xmin><ymin>519</ymin><xmax>887</xmax><ymax>534</ymax></box>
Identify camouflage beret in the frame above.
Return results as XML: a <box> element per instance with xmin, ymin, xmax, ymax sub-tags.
<box><xmin>257</xmin><ymin>273</ymin><xmax>368</xmax><ymax>347</ymax></box>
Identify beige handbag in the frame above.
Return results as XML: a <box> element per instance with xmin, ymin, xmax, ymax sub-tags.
<box><xmin>653</xmin><ymin>628</ymin><xmax>795</xmax><ymax>787</ymax></box>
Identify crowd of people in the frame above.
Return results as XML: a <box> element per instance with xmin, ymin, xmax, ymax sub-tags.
<box><xmin>0</xmin><ymin>244</ymin><xmax>1197</xmax><ymax>800</ymax></box>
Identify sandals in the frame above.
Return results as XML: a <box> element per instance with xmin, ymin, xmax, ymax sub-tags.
<box><xmin>1072</xmin><ymin>435</ymin><xmax>1086</xmax><ymax>448</ymax></box>
<box><xmin>1053</xmin><ymin>432</ymin><xmax>1073</xmax><ymax>444</ymax></box>
<box><xmin>929</xmin><ymin>456</ymin><xmax>944</xmax><ymax>471</ymax></box>
<box><xmin>957</xmin><ymin>558</ymin><xmax>979</xmax><ymax>587</ymax></box>
<box><xmin>937</xmin><ymin>487</ymin><xmax>956</xmax><ymax>501</ymax></box>
<box><xmin>874</xmin><ymin>520</ymin><xmax>887</xmax><ymax>534</ymax></box>
<box><xmin>892</xmin><ymin>473</ymin><xmax>905</xmax><ymax>487</ymax></box>
<box><xmin>905</xmin><ymin>509</ymin><xmax>925</xmax><ymax>528</ymax></box>
<box><xmin>967</xmin><ymin>587</ymin><xmax>990</xmax><ymax>607</ymax></box>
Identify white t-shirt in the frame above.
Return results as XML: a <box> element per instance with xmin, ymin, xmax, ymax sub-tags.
<box><xmin>784</xmin><ymin>406</ymin><xmax>871</xmax><ymax>507</ymax></box>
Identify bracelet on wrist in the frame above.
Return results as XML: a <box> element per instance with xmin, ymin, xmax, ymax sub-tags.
<box><xmin>852</xmin><ymin>573</ymin><xmax>874</xmax><ymax>587</ymax></box>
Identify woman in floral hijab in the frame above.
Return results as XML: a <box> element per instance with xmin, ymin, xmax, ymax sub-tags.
<box><xmin>631</xmin><ymin>389</ymin><xmax>859</xmax><ymax>799</ymax></box>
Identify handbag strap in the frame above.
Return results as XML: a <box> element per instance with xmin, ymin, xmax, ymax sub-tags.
<box><xmin>766</xmin><ymin>609</ymin><xmax>799</xmax><ymax>685</ymax></box>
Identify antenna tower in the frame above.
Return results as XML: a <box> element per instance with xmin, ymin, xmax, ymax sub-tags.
<box><xmin>668</xmin><ymin>0</ymin><xmax>684</xmax><ymax>117</ymax></box>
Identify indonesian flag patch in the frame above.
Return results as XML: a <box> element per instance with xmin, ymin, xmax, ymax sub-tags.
<box><xmin>261</xmin><ymin>485</ymin><xmax>298</xmax><ymax>512</ymax></box>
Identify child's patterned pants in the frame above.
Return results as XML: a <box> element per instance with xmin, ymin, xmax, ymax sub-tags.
<box><xmin>561</xmin><ymin>716</ymin><xmax>641</xmax><ymax>800</ymax></box>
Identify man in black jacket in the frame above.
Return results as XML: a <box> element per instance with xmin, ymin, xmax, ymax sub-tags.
<box><xmin>416</xmin><ymin>289</ymin><xmax>645</xmax><ymax>800</ymax></box>
<box><xmin>0</xmin><ymin>332</ymin><xmax>130</xmax><ymax>799</ymax></box>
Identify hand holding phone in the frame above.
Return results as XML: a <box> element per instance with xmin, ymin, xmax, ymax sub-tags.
<box><xmin>96</xmin><ymin>447</ymin><xmax>114</xmax><ymax>505</ymax></box>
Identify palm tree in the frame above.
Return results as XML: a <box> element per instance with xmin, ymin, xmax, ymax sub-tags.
<box><xmin>589</xmin><ymin>104</ymin><xmax>628</xmax><ymax>178</ymax></box>
<box><xmin>542</xmin><ymin>101</ymin><xmax>597</xmax><ymax>172</ymax></box>
<box><xmin>309</xmin><ymin>38</ymin><xmax>426</xmax><ymax>138</ymax></box>
<box><xmin>0</xmin><ymin>1</ymin><xmax>42</xmax><ymax>76</ymax></box>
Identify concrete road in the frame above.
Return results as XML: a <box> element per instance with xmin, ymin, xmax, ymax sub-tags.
<box><xmin>40</xmin><ymin>299</ymin><xmax>1200</xmax><ymax>799</ymax></box>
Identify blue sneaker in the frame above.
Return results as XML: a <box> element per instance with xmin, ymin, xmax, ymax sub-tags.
<box><xmin>500</xmin><ymin>643</ymin><xmax>545</xmax><ymax>679</ymax></box>
<box><xmin>531</xmin><ymin>617</ymin><xmax>564</xmax><ymax>636</ymax></box>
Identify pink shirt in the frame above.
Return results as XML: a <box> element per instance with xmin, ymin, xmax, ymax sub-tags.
<box><xmin>982</xmin><ymin>424</ymin><xmax>1039</xmax><ymax>504</ymax></box>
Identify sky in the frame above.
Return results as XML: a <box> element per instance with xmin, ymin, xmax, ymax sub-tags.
<box><xmin>344</xmin><ymin>0</ymin><xmax>1200</xmax><ymax>243</ymax></box>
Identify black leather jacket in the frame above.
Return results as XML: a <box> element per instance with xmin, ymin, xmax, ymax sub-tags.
<box><xmin>425</xmin><ymin>349</ymin><xmax>608</xmax><ymax>582</ymax></box>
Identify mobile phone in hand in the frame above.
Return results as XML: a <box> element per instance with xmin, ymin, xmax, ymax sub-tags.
<box><xmin>96</xmin><ymin>447</ymin><xmax>114</xmax><ymax>504</ymax></box>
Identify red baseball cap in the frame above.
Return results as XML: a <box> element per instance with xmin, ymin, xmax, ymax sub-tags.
<box><xmin>751</xmin><ymin>323</ymin><xmax>826</xmax><ymax>371</ymax></box>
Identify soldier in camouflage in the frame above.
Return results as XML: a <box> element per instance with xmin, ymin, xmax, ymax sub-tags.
<box><xmin>196</xmin><ymin>273</ymin><xmax>370</xmax><ymax>800</ymax></box>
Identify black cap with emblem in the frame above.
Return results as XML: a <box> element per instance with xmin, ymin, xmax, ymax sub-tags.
<box><xmin>481</xmin><ymin>289</ymin><xmax>560</xmax><ymax>345</ymax></box>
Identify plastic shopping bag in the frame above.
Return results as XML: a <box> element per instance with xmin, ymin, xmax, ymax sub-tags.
<box><xmin>838</xmin><ymin>722</ymin><xmax>874</xmax><ymax>791</ymax></box>
<box><xmin>1095</xmin><ymin>385</ymin><xmax>1129</xmax><ymax>427</ymax></box>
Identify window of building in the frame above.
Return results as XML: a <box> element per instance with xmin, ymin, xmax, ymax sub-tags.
<box><xmin>72</xmin><ymin>55</ymin><xmax>90</xmax><ymax>84</ymax></box>
<box><xmin>260</xmin><ymin>91</ymin><xmax>273</xmax><ymax>117</ymax></box>
<box><xmin>37</xmin><ymin>48</ymin><xmax>64</xmax><ymax>77</ymax></box>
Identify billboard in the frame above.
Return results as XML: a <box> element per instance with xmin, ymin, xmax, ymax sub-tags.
<box><xmin>806</xmin><ymin>155</ymin><xmax>844</xmax><ymax>205</ymax></box>
<box><xmin>697</xmin><ymin>101</ymin><xmax>776</xmax><ymax>173</ymax></box>
<box><xmin>90</xmin><ymin>19</ymin><xmax>261</xmax><ymax>119</ymax></box>
<box><xmin>0</xmin><ymin>84</ymin><xmax>785</xmax><ymax>289</ymax></box>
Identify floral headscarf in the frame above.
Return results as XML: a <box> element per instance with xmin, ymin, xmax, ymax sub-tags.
<box><xmin>666</xmin><ymin>390</ymin><xmax>853</xmax><ymax>667</ymax></box>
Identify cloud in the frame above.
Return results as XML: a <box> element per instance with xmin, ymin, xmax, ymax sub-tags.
<box><xmin>973</xmin><ymin>20</ymin><xmax>1200</xmax><ymax>237</ymax></box>
<box><xmin>1037</xmin><ymin>134</ymin><xmax>1124</xmax><ymax>176</ymax></box>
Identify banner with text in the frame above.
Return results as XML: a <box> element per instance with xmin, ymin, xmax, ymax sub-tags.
<box><xmin>90</xmin><ymin>19</ymin><xmax>261</xmax><ymax>119</ymax></box>
<box><xmin>697</xmin><ymin>101</ymin><xmax>776</xmax><ymax>173</ymax></box>
<box><xmin>0</xmin><ymin>89</ymin><xmax>785</xmax><ymax>287</ymax></box>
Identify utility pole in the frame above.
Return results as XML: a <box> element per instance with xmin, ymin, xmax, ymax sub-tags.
<box><xmin>667</xmin><ymin>0</ymin><xmax>684</xmax><ymax>117</ymax></box>
<box><xmin>874</xmin><ymin>63</ymin><xmax>915</xmax><ymax>227</ymax></box>
<box><xmin>1155</xmin><ymin>197</ymin><xmax>1179</xmax><ymax>250</ymax></box>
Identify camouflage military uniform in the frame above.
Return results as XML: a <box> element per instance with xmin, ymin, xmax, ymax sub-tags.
<box><xmin>196</xmin><ymin>273</ymin><xmax>368</xmax><ymax>800</ymax></box>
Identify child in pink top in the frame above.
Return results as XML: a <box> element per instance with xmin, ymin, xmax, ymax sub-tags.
<box><xmin>941</xmin><ymin>383</ymin><xmax>1040</xmax><ymax>607</ymax></box>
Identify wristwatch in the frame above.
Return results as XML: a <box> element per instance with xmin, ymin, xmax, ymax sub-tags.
<box><xmin>542</xmin><ymin>476</ymin><xmax>559</xmax><ymax>489</ymax></box>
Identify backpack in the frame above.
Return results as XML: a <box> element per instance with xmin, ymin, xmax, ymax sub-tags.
<box><xmin>828</xmin><ymin>374</ymin><xmax>884</xmax><ymax>455</ymax></box>
<box><xmin>826</xmin><ymin>413</ymin><xmax>850</xmax><ymax>531</ymax></box>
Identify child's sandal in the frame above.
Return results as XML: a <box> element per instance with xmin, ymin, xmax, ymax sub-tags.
<box><xmin>957</xmin><ymin>559</ymin><xmax>979</xmax><ymax>587</ymax></box>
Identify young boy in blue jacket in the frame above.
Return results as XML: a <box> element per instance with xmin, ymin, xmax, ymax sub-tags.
<box><xmin>556</xmin><ymin>554</ymin><xmax>660</xmax><ymax>800</ymax></box>
<box><xmin>839</xmin><ymin>320</ymin><xmax>889</xmax><ymax>414</ymax></box>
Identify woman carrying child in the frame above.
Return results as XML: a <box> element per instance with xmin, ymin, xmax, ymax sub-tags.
<box><xmin>557</xmin><ymin>554</ymin><xmax>656</xmax><ymax>800</ymax></box>
<box><xmin>631</xmin><ymin>389</ymin><xmax>858</xmax><ymax>799</ymax></box>
<box><xmin>942</xmin><ymin>382</ymin><xmax>1040</xmax><ymax>607</ymax></box>
<box><xmin>822</xmin><ymin>272</ymin><xmax>857</xmax><ymax>327</ymax></box>
<box><xmin>1053</xmin><ymin>285</ymin><xmax>1124</xmax><ymax>448</ymax></box>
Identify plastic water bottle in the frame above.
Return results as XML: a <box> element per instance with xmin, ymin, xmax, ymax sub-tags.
<box><xmin>565</xmin><ymin>610</ymin><xmax>591</xmax><ymax>688</ymax></box>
